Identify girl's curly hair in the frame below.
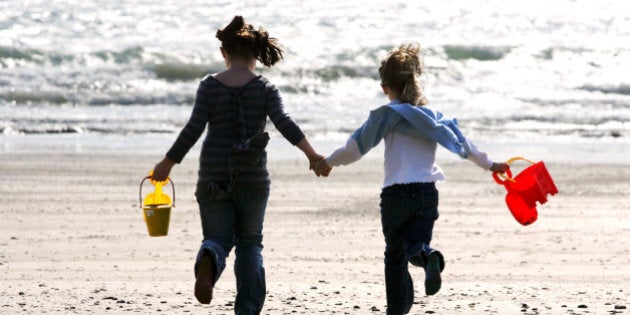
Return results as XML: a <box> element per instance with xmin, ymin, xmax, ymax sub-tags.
<box><xmin>379</xmin><ymin>42</ymin><xmax>428</xmax><ymax>105</ymax></box>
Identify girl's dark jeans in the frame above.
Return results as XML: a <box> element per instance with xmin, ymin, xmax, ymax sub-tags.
<box><xmin>194</xmin><ymin>182</ymin><xmax>270</xmax><ymax>315</ymax></box>
<box><xmin>380</xmin><ymin>182</ymin><xmax>440</xmax><ymax>315</ymax></box>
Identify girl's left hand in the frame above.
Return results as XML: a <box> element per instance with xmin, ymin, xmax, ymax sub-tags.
<box><xmin>490</xmin><ymin>162</ymin><xmax>509</xmax><ymax>173</ymax></box>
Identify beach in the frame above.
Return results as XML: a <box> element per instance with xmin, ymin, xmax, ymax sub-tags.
<box><xmin>2</xmin><ymin>0</ymin><xmax>630</xmax><ymax>313</ymax></box>
<box><xmin>1</xmin><ymin>150</ymin><xmax>628</xmax><ymax>314</ymax></box>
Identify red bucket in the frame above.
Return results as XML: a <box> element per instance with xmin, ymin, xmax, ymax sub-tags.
<box><xmin>492</xmin><ymin>157</ymin><xmax>558</xmax><ymax>226</ymax></box>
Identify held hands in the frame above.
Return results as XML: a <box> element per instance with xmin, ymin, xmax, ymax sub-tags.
<box><xmin>297</xmin><ymin>139</ymin><xmax>332</xmax><ymax>177</ymax></box>
<box><xmin>308</xmin><ymin>155</ymin><xmax>332</xmax><ymax>177</ymax></box>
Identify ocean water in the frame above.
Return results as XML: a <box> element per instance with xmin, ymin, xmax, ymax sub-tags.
<box><xmin>1</xmin><ymin>0</ymin><xmax>629</xmax><ymax>162</ymax></box>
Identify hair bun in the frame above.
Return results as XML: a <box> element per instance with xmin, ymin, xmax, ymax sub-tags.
<box><xmin>216</xmin><ymin>16</ymin><xmax>246</xmax><ymax>42</ymax></box>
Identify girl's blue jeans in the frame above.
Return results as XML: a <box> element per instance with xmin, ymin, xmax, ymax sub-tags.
<box><xmin>194</xmin><ymin>182</ymin><xmax>270</xmax><ymax>315</ymax></box>
<box><xmin>379</xmin><ymin>182</ymin><xmax>440</xmax><ymax>315</ymax></box>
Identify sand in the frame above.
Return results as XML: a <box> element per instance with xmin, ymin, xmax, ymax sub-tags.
<box><xmin>1</xmin><ymin>151</ymin><xmax>629</xmax><ymax>314</ymax></box>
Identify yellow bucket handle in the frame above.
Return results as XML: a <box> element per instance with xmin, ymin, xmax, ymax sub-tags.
<box><xmin>505</xmin><ymin>156</ymin><xmax>536</xmax><ymax>165</ymax></box>
<box><xmin>495</xmin><ymin>156</ymin><xmax>536</xmax><ymax>183</ymax></box>
<box><xmin>139</xmin><ymin>176</ymin><xmax>175</xmax><ymax>208</ymax></box>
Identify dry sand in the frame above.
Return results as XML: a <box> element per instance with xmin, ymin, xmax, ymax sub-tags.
<box><xmin>1</xmin><ymin>151</ymin><xmax>629</xmax><ymax>314</ymax></box>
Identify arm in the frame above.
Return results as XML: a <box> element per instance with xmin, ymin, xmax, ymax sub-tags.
<box><xmin>296</xmin><ymin>137</ymin><xmax>325</xmax><ymax>164</ymax></box>
<box><xmin>393</xmin><ymin>105</ymin><xmax>507</xmax><ymax>171</ymax></box>
<box><xmin>265</xmin><ymin>85</ymin><xmax>305</xmax><ymax>146</ymax></box>
<box><xmin>324</xmin><ymin>106</ymin><xmax>399</xmax><ymax>167</ymax></box>
<box><xmin>325</xmin><ymin>136</ymin><xmax>362</xmax><ymax>167</ymax></box>
<box><xmin>311</xmin><ymin>136</ymin><xmax>362</xmax><ymax>177</ymax></box>
<box><xmin>265</xmin><ymin>85</ymin><xmax>329</xmax><ymax>175</ymax></box>
<box><xmin>152</xmin><ymin>82</ymin><xmax>211</xmax><ymax>181</ymax></box>
<box><xmin>463</xmin><ymin>137</ymin><xmax>509</xmax><ymax>172</ymax></box>
<box><xmin>165</xmin><ymin>83</ymin><xmax>211</xmax><ymax>163</ymax></box>
<box><xmin>463</xmin><ymin>138</ymin><xmax>493</xmax><ymax>170</ymax></box>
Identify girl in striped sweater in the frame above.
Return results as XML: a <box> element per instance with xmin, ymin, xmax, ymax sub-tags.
<box><xmin>151</xmin><ymin>16</ymin><xmax>325</xmax><ymax>313</ymax></box>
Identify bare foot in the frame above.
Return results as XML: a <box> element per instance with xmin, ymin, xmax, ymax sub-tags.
<box><xmin>195</xmin><ymin>254</ymin><xmax>215</xmax><ymax>304</ymax></box>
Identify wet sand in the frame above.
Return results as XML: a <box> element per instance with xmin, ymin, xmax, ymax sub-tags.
<box><xmin>1</xmin><ymin>151</ymin><xmax>628</xmax><ymax>314</ymax></box>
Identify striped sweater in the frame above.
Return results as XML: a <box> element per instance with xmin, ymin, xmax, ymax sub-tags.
<box><xmin>166</xmin><ymin>75</ymin><xmax>305</xmax><ymax>187</ymax></box>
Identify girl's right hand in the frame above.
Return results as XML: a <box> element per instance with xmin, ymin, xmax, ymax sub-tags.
<box><xmin>152</xmin><ymin>157</ymin><xmax>175</xmax><ymax>182</ymax></box>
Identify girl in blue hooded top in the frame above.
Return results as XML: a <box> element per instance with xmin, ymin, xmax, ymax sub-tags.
<box><xmin>313</xmin><ymin>42</ymin><xmax>509</xmax><ymax>315</ymax></box>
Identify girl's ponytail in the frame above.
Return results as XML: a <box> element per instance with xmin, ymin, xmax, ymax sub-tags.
<box><xmin>216</xmin><ymin>16</ymin><xmax>283</xmax><ymax>67</ymax></box>
<box><xmin>252</xmin><ymin>27</ymin><xmax>283</xmax><ymax>67</ymax></box>
<box><xmin>216</xmin><ymin>16</ymin><xmax>245</xmax><ymax>43</ymax></box>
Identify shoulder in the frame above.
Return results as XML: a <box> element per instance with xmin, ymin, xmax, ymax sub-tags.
<box><xmin>192</xmin><ymin>75</ymin><xmax>224</xmax><ymax>100</ymax></box>
<box><xmin>254</xmin><ymin>76</ymin><xmax>282</xmax><ymax>102</ymax></box>
<box><xmin>369</xmin><ymin>104</ymin><xmax>395</xmax><ymax>115</ymax></box>
<box><xmin>389</xmin><ymin>103</ymin><xmax>444</xmax><ymax>121</ymax></box>
<box><xmin>255</xmin><ymin>75</ymin><xmax>278</xmax><ymax>92</ymax></box>
<box><xmin>199</xmin><ymin>74</ymin><xmax>221</xmax><ymax>89</ymax></box>
<box><xmin>256</xmin><ymin>75</ymin><xmax>272</xmax><ymax>85</ymax></box>
<box><xmin>369</xmin><ymin>103</ymin><xmax>418</xmax><ymax>119</ymax></box>
<box><xmin>364</xmin><ymin>104</ymin><xmax>403</xmax><ymax>126</ymax></box>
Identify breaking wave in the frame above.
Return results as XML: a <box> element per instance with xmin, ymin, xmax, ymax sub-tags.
<box><xmin>579</xmin><ymin>84</ymin><xmax>630</xmax><ymax>96</ymax></box>
<box><xmin>443</xmin><ymin>45</ymin><xmax>511</xmax><ymax>61</ymax></box>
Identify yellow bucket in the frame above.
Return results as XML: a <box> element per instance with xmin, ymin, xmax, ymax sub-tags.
<box><xmin>139</xmin><ymin>175</ymin><xmax>175</xmax><ymax>237</ymax></box>
<box><xmin>142</xmin><ymin>204</ymin><xmax>172</xmax><ymax>236</ymax></box>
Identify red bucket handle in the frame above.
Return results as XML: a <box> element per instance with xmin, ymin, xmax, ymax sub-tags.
<box><xmin>492</xmin><ymin>156</ymin><xmax>536</xmax><ymax>185</ymax></box>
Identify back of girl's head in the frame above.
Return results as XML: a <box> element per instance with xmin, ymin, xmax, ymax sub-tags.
<box><xmin>216</xmin><ymin>16</ymin><xmax>283</xmax><ymax>67</ymax></box>
<box><xmin>379</xmin><ymin>42</ymin><xmax>428</xmax><ymax>105</ymax></box>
